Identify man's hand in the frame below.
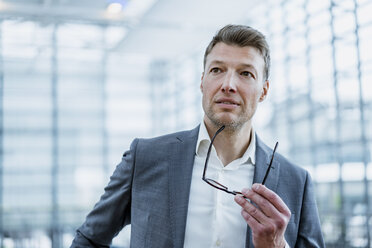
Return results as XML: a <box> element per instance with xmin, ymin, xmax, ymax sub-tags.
<box><xmin>234</xmin><ymin>183</ymin><xmax>291</xmax><ymax>248</ymax></box>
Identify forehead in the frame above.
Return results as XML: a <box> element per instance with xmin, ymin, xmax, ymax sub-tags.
<box><xmin>206</xmin><ymin>42</ymin><xmax>265</xmax><ymax>70</ymax></box>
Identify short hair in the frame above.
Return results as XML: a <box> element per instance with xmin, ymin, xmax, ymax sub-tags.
<box><xmin>203</xmin><ymin>24</ymin><xmax>270</xmax><ymax>81</ymax></box>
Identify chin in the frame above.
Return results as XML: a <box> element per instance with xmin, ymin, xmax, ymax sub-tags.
<box><xmin>211</xmin><ymin>117</ymin><xmax>237</xmax><ymax>128</ymax></box>
<box><xmin>205</xmin><ymin>110</ymin><xmax>246</xmax><ymax>128</ymax></box>
<box><xmin>217</xmin><ymin>114</ymin><xmax>237</xmax><ymax>123</ymax></box>
<box><xmin>211</xmin><ymin>114</ymin><xmax>250</xmax><ymax>131</ymax></box>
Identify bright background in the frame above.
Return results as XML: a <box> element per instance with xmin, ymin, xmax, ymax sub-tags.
<box><xmin>0</xmin><ymin>0</ymin><xmax>371</xmax><ymax>247</ymax></box>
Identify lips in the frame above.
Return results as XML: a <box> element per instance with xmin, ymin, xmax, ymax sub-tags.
<box><xmin>215</xmin><ymin>98</ymin><xmax>240</xmax><ymax>106</ymax></box>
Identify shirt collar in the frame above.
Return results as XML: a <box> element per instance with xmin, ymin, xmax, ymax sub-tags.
<box><xmin>196</xmin><ymin>121</ymin><xmax>256</xmax><ymax>165</ymax></box>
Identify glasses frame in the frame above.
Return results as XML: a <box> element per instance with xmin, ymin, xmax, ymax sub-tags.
<box><xmin>202</xmin><ymin>125</ymin><xmax>278</xmax><ymax>196</ymax></box>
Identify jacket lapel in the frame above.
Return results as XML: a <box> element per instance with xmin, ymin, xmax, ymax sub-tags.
<box><xmin>168</xmin><ymin>126</ymin><xmax>199</xmax><ymax>248</ymax></box>
<box><xmin>245</xmin><ymin>134</ymin><xmax>281</xmax><ymax>248</ymax></box>
<box><xmin>252</xmin><ymin>135</ymin><xmax>280</xmax><ymax>189</ymax></box>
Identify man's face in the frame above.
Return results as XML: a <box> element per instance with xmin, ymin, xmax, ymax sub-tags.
<box><xmin>201</xmin><ymin>42</ymin><xmax>269</xmax><ymax>131</ymax></box>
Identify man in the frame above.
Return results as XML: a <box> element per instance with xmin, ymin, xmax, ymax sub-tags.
<box><xmin>71</xmin><ymin>25</ymin><xmax>324</xmax><ymax>248</ymax></box>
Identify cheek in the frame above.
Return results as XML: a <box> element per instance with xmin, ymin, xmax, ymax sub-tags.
<box><xmin>242</xmin><ymin>88</ymin><xmax>260</xmax><ymax>101</ymax></box>
<box><xmin>203</xmin><ymin>84</ymin><xmax>217</xmax><ymax>99</ymax></box>
<box><xmin>201</xmin><ymin>88</ymin><xmax>211</xmax><ymax>106</ymax></box>
<box><xmin>241</xmin><ymin>91</ymin><xmax>262</xmax><ymax>107</ymax></box>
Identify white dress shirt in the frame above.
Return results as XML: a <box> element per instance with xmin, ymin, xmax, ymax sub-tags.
<box><xmin>183</xmin><ymin>122</ymin><xmax>256</xmax><ymax>248</ymax></box>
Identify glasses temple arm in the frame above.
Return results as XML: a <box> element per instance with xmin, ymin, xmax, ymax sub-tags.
<box><xmin>202</xmin><ymin>125</ymin><xmax>225</xmax><ymax>179</ymax></box>
<box><xmin>261</xmin><ymin>141</ymin><xmax>279</xmax><ymax>185</ymax></box>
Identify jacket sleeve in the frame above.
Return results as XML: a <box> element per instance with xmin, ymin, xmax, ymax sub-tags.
<box><xmin>70</xmin><ymin>138</ymin><xmax>139</xmax><ymax>247</ymax></box>
<box><xmin>295</xmin><ymin>172</ymin><xmax>325</xmax><ymax>248</ymax></box>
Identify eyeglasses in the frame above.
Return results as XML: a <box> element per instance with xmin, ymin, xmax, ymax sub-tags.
<box><xmin>202</xmin><ymin>125</ymin><xmax>278</xmax><ymax>196</ymax></box>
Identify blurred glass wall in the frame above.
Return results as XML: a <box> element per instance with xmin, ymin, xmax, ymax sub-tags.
<box><xmin>0</xmin><ymin>21</ymin><xmax>151</xmax><ymax>247</ymax></box>
<box><xmin>0</xmin><ymin>0</ymin><xmax>371</xmax><ymax>247</ymax></box>
<box><xmin>252</xmin><ymin>1</ymin><xmax>372</xmax><ymax>247</ymax></box>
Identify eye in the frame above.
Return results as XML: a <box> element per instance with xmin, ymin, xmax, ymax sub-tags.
<box><xmin>210</xmin><ymin>67</ymin><xmax>221</xmax><ymax>73</ymax></box>
<box><xmin>241</xmin><ymin>71</ymin><xmax>254</xmax><ymax>78</ymax></box>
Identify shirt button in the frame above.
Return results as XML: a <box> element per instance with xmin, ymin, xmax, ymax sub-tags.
<box><xmin>216</xmin><ymin>239</ymin><xmax>221</xmax><ymax>247</ymax></box>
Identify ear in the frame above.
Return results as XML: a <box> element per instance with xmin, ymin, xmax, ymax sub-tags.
<box><xmin>200</xmin><ymin>72</ymin><xmax>204</xmax><ymax>93</ymax></box>
<box><xmin>259</xmin><ymin>80</ymin><xmax>269</xmax><ymax>102</ymax></box>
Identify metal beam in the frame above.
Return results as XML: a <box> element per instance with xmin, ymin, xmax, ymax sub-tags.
<box><xmin>0</xmin><ymin>2</ymin><xmax>132</xmax><ymax>25</ymax></box>
<box><xmin>329</xmin><ymin>1</ymin><xmax>346</xmax><ymax>246</ymax></box>
<box><xmin>51</xmin><ymin>23</ymin><xmax>60</xmax><ymax>248</ymax></box>
<box><xmin>0</xmin><ymin>19</ymin><xmax>4</xmax><ymax>248</ymax></box>
<box><xmin>352</xmin><ymin>0</ymin><xmax>371</xmax><ymax>246</ymax></box>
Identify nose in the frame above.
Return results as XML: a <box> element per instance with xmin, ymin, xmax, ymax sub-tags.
<box><xmin>221</xmin><ymin>71</ymin><xmax>237</xmax><ymax>93</ymax></box>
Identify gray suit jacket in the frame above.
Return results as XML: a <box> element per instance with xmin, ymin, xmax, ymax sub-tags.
<box><xmin>71</xmin><ymin>126</ymin><xmax>325</xmax><ymax>248</ymax></box>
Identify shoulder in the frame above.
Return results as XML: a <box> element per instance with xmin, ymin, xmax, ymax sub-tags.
<box><xmin>256</xmin><ymin>134</ymin><xmax>309</xmax><ymax>180</ymax></box>
<box><xmin>132</xmin><ymin>126</ymin><xmax>200</xmax><ymax>151</ymax></box>
<box><xmin>275</xmin><ymin>151</ymin><xmax>309</xmax><ymax>180</ymax></box>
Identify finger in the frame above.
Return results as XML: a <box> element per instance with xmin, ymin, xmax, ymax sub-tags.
<box><xmin>240</xmin><ymin>188</ymin><xmax>281</xmax><ymax>220</ymax></box>
<box><xmin>241</xmin><ymin>209</ymin><xmax>262</xmax><ymax>230</ymax></box>
<box><xmin>241</xmin><ymin>187</ymin><xmax>291</xmax><ymax>223</ymax></box>
<box><xmin>234</xmin><ymin>195</ymin><xmax>270</xmax><ymax>225</ymax></box>
<box><xmin>251</xmin><ymin>184</ymin><xmax>291</xmax><ymax>216</ymax></box>
<box><xmin>240</xmin><ymin>187</ymin><xmax>291</xmax><ymax>236</ymax></box>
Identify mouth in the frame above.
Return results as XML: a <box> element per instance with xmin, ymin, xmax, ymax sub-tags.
<box><xmin>215</xmin><ymin>99</ymin><xmax>240</xmax><ymax>106</ymax></box>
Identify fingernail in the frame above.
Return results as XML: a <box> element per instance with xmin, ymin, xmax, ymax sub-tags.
<box><xmin>253</xmin><ymin>184</ymin><xmax>260</xmax><ymax>190</ymax></box>
<box><xmin>235</xmin><ymin>195</ymin><xmax>244</xmax><ymax>204</ymax></box>
<box><xmin>242</xmin><ymin>188</ymin><xmax>249</xmax><ymax>194</ymax></box>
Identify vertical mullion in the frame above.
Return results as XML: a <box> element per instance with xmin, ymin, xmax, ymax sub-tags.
<box><xmin>51</xmin><ymin>23</ymin><xmax>61</xmax><ymax>248</ymax></box>
<box><xmin>0</xmin><ymin>21</ymin><xmax>4</xmax><ymax>248</ymax></box>
<box><xmin>281</xmin><ymin>0</ymin><xmax>294</xmax><ymax>158</ymax></box>
<box><xmin>329</xmin><ymin>1</ymin><xmax>346</xmax><ymax>246</ymax></box>
<box><xmin>303</xmin><ymin>0</ymin><xmax>318</xmax><ymax>194</ymax></box>
<box><xmin>101</xmin><ymin>26</ymin><xmax>109</xmax><ymax>177</ymax></box>
<box><xmin>352</xmin><ymin>0</ymin><xmax>371</xmax><ymax>247</ymax></box>
<box><xmin>266</xmin><ymin>0</ymin><xmax>279</xmax><ymax>142</ymax></box>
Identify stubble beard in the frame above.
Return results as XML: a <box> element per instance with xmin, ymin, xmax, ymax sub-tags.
<box><xmin>204</xmin><ymin>106</ymin><xmax>251</xmax><ymax>133</ymax></box>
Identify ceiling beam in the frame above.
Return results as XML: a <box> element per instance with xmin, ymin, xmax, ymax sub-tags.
<box><xmin>0</xmin><ymin>1</ymin><xmax>132</xmax><ymax>25</ymax></box>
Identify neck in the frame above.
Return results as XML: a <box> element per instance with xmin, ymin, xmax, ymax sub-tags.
<box><xmin>204</xmin><ymin>119</ymin><xmax>253</xmax><ymax>166</ymax></box>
